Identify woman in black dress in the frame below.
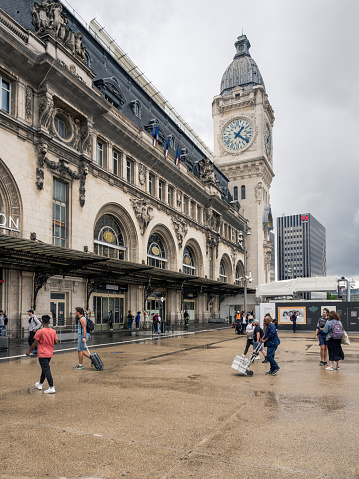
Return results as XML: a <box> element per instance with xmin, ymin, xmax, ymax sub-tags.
<box><xmin>323</xmin><ymin>310</ymin><xmax>344</xmax><ymax>371</ymax></box>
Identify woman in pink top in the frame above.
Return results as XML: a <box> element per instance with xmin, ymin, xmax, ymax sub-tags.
<box><xmin>26</xmin><ymin>315</ymin><xmax>58</xmax><ymax>394</ymax></box>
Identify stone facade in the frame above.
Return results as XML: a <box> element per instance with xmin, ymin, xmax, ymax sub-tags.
<box><xmin>0</xmin><ymin>1</ymin><xmax>249</xmax><ymax>334</ymax></box>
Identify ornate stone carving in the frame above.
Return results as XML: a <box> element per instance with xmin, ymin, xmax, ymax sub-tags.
<box><xmin>131</xmin><ymin>198</ymin><xmax>153</xmax><ymax>235</ymax></box>
<box><xmin>138</xmin><ymin>164</ymin><xmax>146</xmax><ymax>186</ymax></box>
<box><xmin>80</xmin><ymin>119</ymin><xmax>92</xmax><ymax>155</ymax></box>
<box><xmin>201</xmin><ymin>158</ymin><xmax>216</xmax><ymax>183</ymax></box>
<box><xmin>171</xmin><ymin>217</ymin><xmax>188</xmax><ymax>249</ymax></box>
<box><xmin>205</xmin><ymin>207</ymin><xmax>221</xmax><ymax>232</ymax></box>
<box><xmin>35</xmin><ymin>140</ymin><xmax>47</xmax><ymax>190</ymax></box>
<box><xmin>35</xmin><ymin>142</ymin><xmax>88</xmax><ymax>205</ymax></box>
<box><xmin>206</xmin><ymin>232</ymin><xmax>220</xmax><ymax>258</ymax></box>
<box><xmin>25</xmin><ymin>87</ymin><xmax>32</xmax><ymax>123</ymax></box>
<box><xmin>39</xmin><ymin>93</ymin><xmax>54</xmax><ymax>130</ymax></box>
<box><xmin>255</xmin><ymin>182</ymin><xmax>263</xmax><ymax>204</ymax></box>
<box><xmin>32</xmin><ymin>1</ymin><xmax>87</xmax><ymax>63</ymax></box>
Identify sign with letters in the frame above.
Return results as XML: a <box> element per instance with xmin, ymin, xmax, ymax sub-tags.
<box><xmin>0</xmin><ymin>213</ymin><xmax>20</xmax><ymax>232</ymax></box>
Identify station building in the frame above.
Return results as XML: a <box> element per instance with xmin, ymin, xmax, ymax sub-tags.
<box><xmin>0</xmin><ymin>0</ymin><xmax>273</xmax><ymax>334</ymax></box>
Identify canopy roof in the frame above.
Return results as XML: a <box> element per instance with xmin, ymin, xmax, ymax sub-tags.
<box><xmin>256</xmin><ymin>276</ymin><xmax>338</xmax><ymax>299</ymax></box>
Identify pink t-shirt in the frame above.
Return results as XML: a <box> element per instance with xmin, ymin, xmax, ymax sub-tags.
<box><xmin>34</xmin><ymin>328</ymin><xmax>58</xmax><ymax>358</ymax></box>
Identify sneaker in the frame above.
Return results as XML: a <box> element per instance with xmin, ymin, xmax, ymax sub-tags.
<box><xmin>319</xmin><ymin>361</ymin><xmax>324</xmax><ymax>366</ymax></box>
<box><xmin>35</xmin><ymin>382</ymin><xmax>43</xmax><ymax>390</ymax></box>
<box><xmin>44</xmin><ymin>386</ymin><xmax>55</xmax><ymax>394</ymax></box>
<box><xmin>323</xmin><ymin>362</ymin><xmax>328</xmax><ymax>365</ymax></box>
<box><xmin>325</xmin><ymin>366</ymin><xmax>334</xmax><ymax>371</ymax></box>
<box><xmin>336</xmin><ymin>367</ymin><xmax>340</xmax><ymax>370</ymax></box>
<box><xmin>262</xmin><ymin>359</ymin><xmax>268</xmax><ymax>363</ymax></box>
<box><xmin>265</xmin><ymin>371</ymin><xmax>273</xmax><ymax>375</ymax></box>
<box><xmin>271</xmin><ymin>367</ymin><xmax>280</xmax><ymax>376</ymax></box>
<box><xmin>255</xmin><ymin>356</ymin><xmax>261</xmax><ymax>360</ymax></box>
<box><xmin>73</xmin><ymin>364</ymin><xmax>83</xmax><ymax>370</ymax></box>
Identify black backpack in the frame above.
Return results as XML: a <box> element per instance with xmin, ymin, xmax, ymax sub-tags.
<box><xmin>81</xmin><ymin>316</ymin><xmax>95</xmax><ymax>334</ymax></box>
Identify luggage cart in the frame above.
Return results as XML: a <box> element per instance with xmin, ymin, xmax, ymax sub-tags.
<box><xmin>231</xmin><ymin>342</ymin><xmax>262</xmax><ymax>376</ymax></box>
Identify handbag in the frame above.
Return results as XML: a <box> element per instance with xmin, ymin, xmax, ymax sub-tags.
<box><xmin>341</xmin><ymin>329</ymin><xmax>350</xmax><ymax>345</ymax></box>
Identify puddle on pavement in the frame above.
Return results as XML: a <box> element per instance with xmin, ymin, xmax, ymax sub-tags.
<box><xmin>251</xmin><ymin>390</ymin><xmax>346</xmax><ymax>411</ymax></box>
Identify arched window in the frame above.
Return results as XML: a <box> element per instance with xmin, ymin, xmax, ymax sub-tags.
<box><xmin>235</xmin><ymin>262</ymin><xmax>244</xmax><ymax>286</ymax></box>
<box><xmin>219</xmin><ymin>260</ymin><xmax>227</xmax><ymax>283</ymax></box>
<box><xmin>183</xmin><ymin>246</ymin><xmax>196</xmax><ymax>275</ymax></box>
<box><xmin>147</xmin><ymin>233</ymin><xmax>167</xmax><ymax>269</ymax></box>
<box><xmin>94</xmin><ymin>214</ymin><xmax>126</xmax><ymax>259</ymax></box>
<box><xmin>233</xmin><ymin>186</ymin><xmax>238</xmax><ymax>201</ymax></box>
<box><xmin>241</xmin><ymin>185</ymin><xmax>246</xmax><ymax>200</ymax></box>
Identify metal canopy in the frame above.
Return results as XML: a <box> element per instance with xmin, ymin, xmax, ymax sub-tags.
<box><xmin>0</xmin><ymin>234</ymin><xmax>249</xmax><ymax>296</ymax></box>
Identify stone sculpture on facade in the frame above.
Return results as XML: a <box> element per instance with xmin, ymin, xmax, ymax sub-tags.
<box><xmin>201</xmin><ymin>158</ymin><xmax>216</xmax><ymax>183</ymax></box>
<box><xmin>35</xmin><ymin>140</ymin><xmax>88</xmax><ymax>206</ymax></box>
<box><xmin>205</xmin><ymin>207</ymin><xmax>221</xmax><ymax>232</ymax></box>
<box><xmin>206</xmin><ymin>232</ymin><xmax>220</xmax><ymax>258</ymax></box>
<box><xmin>32</xmin><ymin>0</ymin><xmax>87</xmax><ymax>63</ymax></box>
<box><xmin>131</xmin><ymin>198</ymin><xmax>153</xmax><ymax>235</ymax></box>
<box><xmin>255</xmin><ymin>181</ymin><xmax>263</xmax><ymax>204</ymax></box>
<box><xmin>138</xmin><ymin>164</ymin><xmax>146</xmax><ymax>186</ymax></box>
<box><xmin>171</xmin><ymin>217</ymin><xmax>188</xmax><ymax>249</ymax></box>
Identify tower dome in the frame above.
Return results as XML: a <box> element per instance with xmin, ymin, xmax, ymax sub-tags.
<box><xmin>220</xmin><ymin>35</ymin><xmax>265</xmax><ymax>95</ymax></box>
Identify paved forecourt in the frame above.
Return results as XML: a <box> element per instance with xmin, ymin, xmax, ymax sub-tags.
<box><xmin>0</xmin><ymin>329</ymin><xmax>358</xmax><ymax>479</ymax></box>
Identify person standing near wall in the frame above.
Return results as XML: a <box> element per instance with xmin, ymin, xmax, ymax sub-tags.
<box><xmin>290</xmin><ymin>311</ymin><xmax>297</xmax><ymax>333</ymax></box>
<box><xmin>315</xmin><ymin>308</ymin><xmax>329</xmax><ymax>366</ymax></box>
<box><xmin>28</xmin><ymin>310</ymin><xmax>41</xmax><ymax>355</ymax></box>
<box><xmin>0</xmin><ymin>310</ymin><xmax>8</xmax><ymax>336</ymax></box>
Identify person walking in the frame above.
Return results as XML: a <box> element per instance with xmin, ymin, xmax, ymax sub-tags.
<box><xmin>127</xmin><ymin>310</ymin><xmax>133</xmax><ymax>329</ymax></box>
<box><xmin>108</xmin><ymin>311</ymin><xmax>113</xmax><ymax>330</ymax></box>
<box><xmin>243</xmin><ymin>315</ymin><xmax>254</xmax><ymax>355</ymax></box>
<box><xmin>73</xmin><ymin>307</ymin><xmax>91</xmax><ymax>370</ymax></box>
<box><xmin>28</xmin><ymin>310</ymin><xmax>41</xmax><ymax>355</ymax></box>
<box><xmin>252</xmin><ymin>319</ymin><xmax>268</xmax><ymax>362</ymax></box>
<box><xmin>315</xmin><ymin>308</ymin><xmax>329</xmax><ymax>366</ymax></box>
<box><xmin>261</xmin><ymin>314</ymin><xmax>280</xmax><ymax>375</ymax></box>
<box><xmin>135</xmin><ymin>311</ymin><xmax>141</xmax><ymax>329</ymax></box>
<box><xmin>184</xmin><ymin>309</ymin><xmax>189</xmax><ymax>327</ymax></box>
<box><xmin>323</xmin><ymin>311</ymin><xmax>344</xmax><ymax>371</ymax></box>
<box><xmin>26</xmin><ymin>314</ymin><xmax>58</xmax><ymax>394</ymax></box>
<box><xmin>290</xmin><ymin>311</ymin><xmax>297</xmax><ymax>333</ymax></box>
<box><xmin>0</xmin><ymin>310</ymin><xmax>8</xmax><ymax>336</ymax></box>
<box><xmin>241</xmin><ymin>311</ymin><xmax>247</xmax><ymax>335</ymax></box>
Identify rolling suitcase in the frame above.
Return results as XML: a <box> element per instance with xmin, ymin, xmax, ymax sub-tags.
<box><xmin>85</xmin><ymin>343</ymin><xmax>104</xmax><ymax>371</ymax></box>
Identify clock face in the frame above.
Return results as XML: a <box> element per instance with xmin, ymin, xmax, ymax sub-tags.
<box><xmin>265</xmin><ymin>123</ymin><xmax>271</xmax><ymax>156</ymax></box>
<box><xmin>222</xmin><ymin>119</ymin><xmax>253</xmax><ymax>151</ymax></box>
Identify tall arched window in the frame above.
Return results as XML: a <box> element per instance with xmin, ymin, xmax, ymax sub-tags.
<box><xmin>183</xmin><ymin>246</ymin><xmax>196</xmax><ymax>275</ymax></box>
<box><xmin>219</xmin><ymin>260</ymin><xmax>227</xmax><ymax>283</ymax></box>
<box><xmin>94</xmin><ymin>214</ymin><xmax>126</xmax><ymax>259</ymax></box>
<box><xmin>241</xmin><ymin>185</ymin><xmax>246</xmax><ymax>200</ymax></box>
<box><xmin>235</xmin><ymin>262</ymin><xmax>244</xmax><ymax>286</ymax></box>
<box><xmin>147</xmin><ymin>233</ymin><xmax>167</xmax><ymax>269</ymax></box>
<box><xmin>233</xmin><ymin>186</ymin><xmax>238</xmax><ymax>201</ymax></box>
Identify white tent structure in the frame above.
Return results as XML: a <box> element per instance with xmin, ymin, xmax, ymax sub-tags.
<box><xmin>256</xmin><ymin>276</ymin><xmax>338</xmax><ymax>300</ymax></box>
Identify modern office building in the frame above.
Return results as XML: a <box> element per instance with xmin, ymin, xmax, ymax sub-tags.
<box><xmin>277</xmin><ymin>213</ymin><xmax>326</xmax><ymax>281</ymax></box>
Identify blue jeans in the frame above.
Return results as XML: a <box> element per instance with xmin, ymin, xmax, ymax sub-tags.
<box><xmin>0</xmin><ymin>325</ymin><xmax>5</xmax><ymax>336</ymax></box>
<box><xmin>293</xmin><ymin>322</ymin><xmax>297</xmax><ymax>333</ymax></box>
<box><xmin>266</xmin><ymin>345</ymin><xmax>278</xmax><ymax>371</ymax></box>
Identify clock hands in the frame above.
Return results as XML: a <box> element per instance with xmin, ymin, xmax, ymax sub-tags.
<box><xmin>233</xmin><ymin>127</ymin><xmax>249</xmax><ymax>143</ymax></box>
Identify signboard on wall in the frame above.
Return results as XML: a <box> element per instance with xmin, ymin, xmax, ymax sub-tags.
<box><xmin>278</xmin><ymin>306</ymin><xmax>306</xmax><ymax>324</ymax></box>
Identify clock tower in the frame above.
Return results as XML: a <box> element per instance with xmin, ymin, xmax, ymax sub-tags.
<box><xmin>212</xmin><ymin>35</ymin><xmax>274</xmax><ymax>286</ymax></box>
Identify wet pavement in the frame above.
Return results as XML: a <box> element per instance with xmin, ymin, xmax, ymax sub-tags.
<box><xmin>0</xmin><ymin>329</ymin><xmax>358</xmax><ymax>478</ymax></box>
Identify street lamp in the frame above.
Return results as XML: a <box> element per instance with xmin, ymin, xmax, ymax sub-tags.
<box><xmin>238</xmin><ymin>225</ymin><xmax>251</xmax><ymax>314</ymax></box>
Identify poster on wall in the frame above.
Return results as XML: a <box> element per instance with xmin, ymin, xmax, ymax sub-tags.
<box><xmin>278</xmin><ymin>306</ymin><xmax>306</xmax><ymax>324</ymax></box>
<box><xmin>321</xmin><ymin>306</ymin><xmax>336</xmax><ymax>314</ymax></box>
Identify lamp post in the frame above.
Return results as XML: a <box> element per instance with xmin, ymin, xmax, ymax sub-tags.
<box><xmin>238</xmin><ymin>225</ymin><xmax>251</xmax><ymax>314</ymax></box>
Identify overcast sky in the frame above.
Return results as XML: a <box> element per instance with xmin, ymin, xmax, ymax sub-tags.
<box><xmin>65</xmin><ymin>0</ymin><xmax>359</xmax><ymax>281</ymax></box>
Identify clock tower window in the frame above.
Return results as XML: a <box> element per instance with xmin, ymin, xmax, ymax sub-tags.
<box><xmin>233</xmin><ymin>186</ymin><xmax>238</xmax><ymax>201</ymax></box>
<box><xmin>241</xmin><ymin>185</ymin><xmax>246</xmax><ymax>200</ymax></box>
